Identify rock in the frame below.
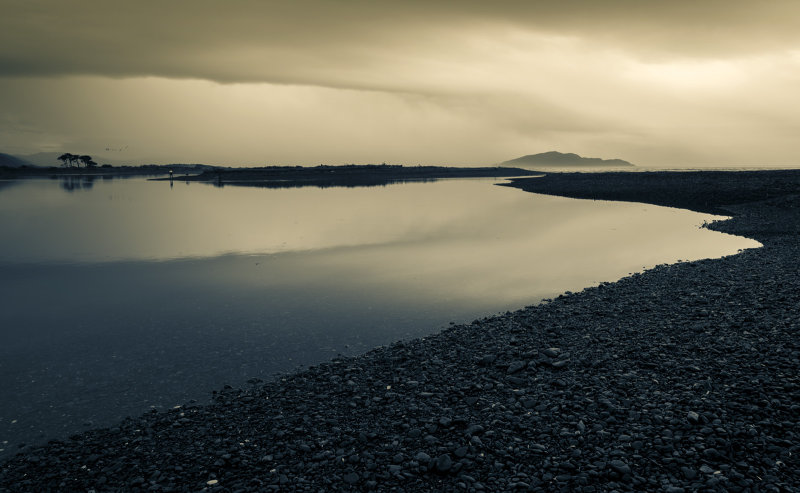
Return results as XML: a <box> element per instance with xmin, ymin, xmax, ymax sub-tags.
<box><xmin>435</xmin><ymin>454</ymin><xmax>453</xmax><ymax>473</ymax></box>
<box><xmin>543</xmin><ymin>348</ymin><xmax>561</xmax><ymax>358</ymax></box>
<box><xmin>507</xmin><ymin>375</ymin><xmax>526</xmax><ymax>385</ymax></box>
<box><xmin>699</xmin><ymin>465</ymin><xmax>715</xmax><ymax>474</ymax></box>
<box><xmin>687</xmin><ymin>411</ymin><xmax>700</xmax><ymax>423</ymax></box>
<box><xmin>414</xmin><ymin>452</ymin><xmax>431</xmax><ymax>463</ymax></box>
<box><xmin>343</xmin><ymin>472</ymin><xmax>359</xmax><ymax>484</ymax></box>
<box><xmin>465</xmin><ymin>424</ymin><xmax>485</xmax><ymax>436</ymax></box>
<box><xmin>478</xmin><ymin>354</ymin><xmax>497</xmax><ymax>365</ymax></box>
<box><xmin>507</xmin><ymin>361</ymin><xmax>527</xmax><ymax>374</ymax></box>
<box><xmin>608</xmin><ymin>459</ymin><xmax>631</xmax><ymax>476</ymax></box>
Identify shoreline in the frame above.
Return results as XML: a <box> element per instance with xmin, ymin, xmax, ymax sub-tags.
<box><xmin>153</xmin><ymin>164</ymin><xmax>541</xmax><ymax>189</ymax></box>
<box><xmin>2</xmin><ymin>170</ymin><xmax>798</xmax><ymax>491</ymax></box>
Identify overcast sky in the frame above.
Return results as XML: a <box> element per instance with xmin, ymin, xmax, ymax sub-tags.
<box><xmin>2</xmin><ymin>1</ymin><xmax>800</xmax><ymax>167</ymax></box>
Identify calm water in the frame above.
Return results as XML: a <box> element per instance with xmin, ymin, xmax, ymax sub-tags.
<box><xmin>0</xmin><ymin>176</ymin><xmax>759</xmax><ymax>456</ymax></box>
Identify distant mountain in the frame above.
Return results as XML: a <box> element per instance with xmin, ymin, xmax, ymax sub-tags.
<box><xmin>13</xmin><ymin>152</ymin><xmax>62</xmax><ymax>167</ymax></box>
<box><xmin>0</xmin><ymin>153</ymin><xmax>34</xmax><ymax>168</ymax></box>
<box><xmin>501</xmin><ymin>151</ymin><xmax>634</xmax><ymax>168</ymax></box>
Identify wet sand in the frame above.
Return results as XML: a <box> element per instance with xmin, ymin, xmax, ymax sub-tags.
<box><xmin>1</xmin><ymin>170</ymin><xmax>798</xmax><ymax>492</ymax></box>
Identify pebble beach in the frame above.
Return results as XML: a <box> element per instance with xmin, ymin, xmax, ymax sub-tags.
<box><xmin>1</xmin><ymin>170</ymin><xmax>798</xmax><ymax>492</ymax></box>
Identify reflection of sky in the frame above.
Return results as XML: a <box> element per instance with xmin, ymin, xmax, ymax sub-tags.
<box><xmin>0</xmin><ymin>177</ymin><xmax>758</xmax><ymax>266</ymax></box>
<box><xmin>0</xmin><ymin>177</ymin><xmax>760</xmax><ymax>456</ymax></box>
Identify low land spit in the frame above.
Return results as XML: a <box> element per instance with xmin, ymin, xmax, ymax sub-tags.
<box><xmin>1</xmin><ymin>170</ymin><xmax>798</xmax><ymax>491</ymax></box>
<box><xmin>165</xmin><ymin>164</ymin><xmax>540</xmax><ymax>188</ymax></box>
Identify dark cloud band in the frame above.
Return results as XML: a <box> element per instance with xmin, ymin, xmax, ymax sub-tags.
<box><xmin>2</xmin><ymin>1</ymin><xmax>799</xmax><ymax>87</ymax></box>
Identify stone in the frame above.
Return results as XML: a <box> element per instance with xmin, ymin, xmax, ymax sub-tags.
<box><xmin>478</xmin><ymin>354</ymin><xmax>497</xmax><ymax>365</ymax></box>
<box><xmin>543</xmin><ymin>348</ymin><xmax>561</xmax><ymax>358</ymax></box>
<box><xmin>414</xmin><ymin>452</ymin><xmax>431</xmax><ymax>463</ymax></box>
<box><xmin>465</xmin><ymin>424</ymin><xmax>485</xmax><ymax>436</ymax></box>
<box><xmin>608</xmin><ymin>460</ymin><xmax>631</xmax><ymax>475</ymax></box>
<box><xmin>435</xmin><ymin>454</ymin><xmax>453</xmax><ymax>473</ymax></box>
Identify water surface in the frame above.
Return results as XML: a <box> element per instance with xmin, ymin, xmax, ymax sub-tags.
<box><xmin>0</xmin><ymin>176</ymin><xmax>759</xmax><ymax>456</ymax></box>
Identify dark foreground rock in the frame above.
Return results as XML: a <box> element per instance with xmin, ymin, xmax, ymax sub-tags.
<box><xmin>2</xmin><ymin>170</ymin><xmax>799</xmax><ymax>492</ymax></box>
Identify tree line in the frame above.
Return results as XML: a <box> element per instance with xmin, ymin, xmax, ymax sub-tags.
<box><xmin>58</xmin><ymin>153</ymin><xmax>97</xmax><ymax>168</ymax></box>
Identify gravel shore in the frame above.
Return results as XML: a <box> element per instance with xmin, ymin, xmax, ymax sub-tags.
<box><xmin>2</xmin><ymin>170</ymin><xmax>799</xmax><ymax>492</ymax></box>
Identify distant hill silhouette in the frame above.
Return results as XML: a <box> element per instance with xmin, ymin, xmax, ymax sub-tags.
<box><xmin>13</xmin><ymin>151</ymin><xmax>134</xmax><ymax>167</ymax></box>
<box><xmin>12</xmin><ymin>152</ymin><xmax>64</xmax><ymax>167</ymax></box>
<box><xmin>501</xmin><ymin>151</ymin><xmax>634</xmax><ymax>168</ymax></box>
<box><xmin>0</xmin><ymin>153</ymin><xmax>33</xmax><ymax>168</ymax></box>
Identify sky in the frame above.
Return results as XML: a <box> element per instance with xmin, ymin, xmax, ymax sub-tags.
<box><xmin>1</xmin><ymin>1</ymin><xmax>800</xmax><ymax>167</ymax></box>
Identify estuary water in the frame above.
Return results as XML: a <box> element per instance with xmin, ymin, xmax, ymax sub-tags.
<box><xmin>0</xmin><ymin>175</ymin><xmax>759</xmax><ymax>456</ymax></box>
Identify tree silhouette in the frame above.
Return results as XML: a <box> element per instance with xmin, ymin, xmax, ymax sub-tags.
<box><xmin>58</xmin><ymin>153</ymin><xmax>74</xmax><ymax>168</ymax></box>
<box><xmin>79</xmin><ymin>155</ymin><xmax>94</xmax><ymax>168</ymax></box>
<box><xmin>57</xmin><ymin>153</ymin><xmax>97</xmax><ymax>168</ymax></box>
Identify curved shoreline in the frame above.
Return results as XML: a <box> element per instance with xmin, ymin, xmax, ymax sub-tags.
<box><xmin>2</xmin><ymin>170</ymin><xmax>799</xmax><ymax>492</ymax></box>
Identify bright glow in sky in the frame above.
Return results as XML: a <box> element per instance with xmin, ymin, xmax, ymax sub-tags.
<box><xmin>2</xmin><ymin>1</ymin><xmax>800</xmax><ymax>167</ymax></box>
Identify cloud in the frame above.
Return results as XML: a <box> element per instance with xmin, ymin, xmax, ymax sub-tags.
<box><xmin>3</xmin><ymin>1</ymin><xmax>800</xmax><ymax>90</ymax></box>
<box><xmin>0</xmin><ymin>76</ymin><xmax>553</xmax><ymax>165</ymax></box>
<box><xmin>2</xmin><ymin>1</ymin><xmax>800</xmax><ymax>166</ymax></box>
